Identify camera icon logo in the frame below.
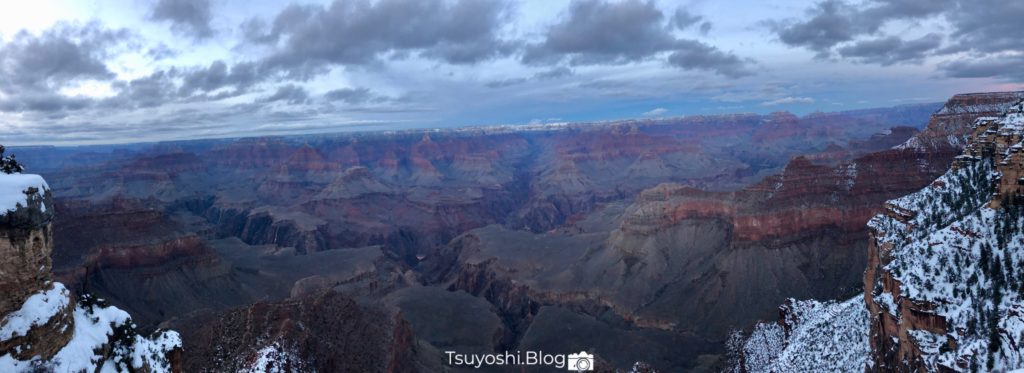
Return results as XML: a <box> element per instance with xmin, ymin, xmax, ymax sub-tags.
<box><xmin>566</xmin><ymin>351</ymin><xmax>594</xmax><ymax>371</ymax></box>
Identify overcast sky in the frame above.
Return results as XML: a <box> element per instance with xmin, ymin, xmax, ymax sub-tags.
<box><xmin>0</xmin><ymin>0</ymin><xmax>1021</xmax><ymax>145</ymax></box>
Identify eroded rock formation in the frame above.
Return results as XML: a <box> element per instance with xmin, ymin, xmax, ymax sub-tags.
<box><xmin>0</xmin><ymin>172</ymin><xmax>181</xmax><ymax>372</ymax></box>
<box><xmin>732</xmin><ymin>92</ymin><xmax>1024</xmax><ymax>373</ymax></box>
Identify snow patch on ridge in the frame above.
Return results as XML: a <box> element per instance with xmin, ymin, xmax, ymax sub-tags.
<box><xmin>0</xmin><ymin>173</ymin><xmax>48</xmax><ymax>215</ymax></box>
<box><xmin>0</xmin><ymin>282</ymin><xmax>68</xmax><ymax>341</ymax></box>
<box><xmin>0</xmin><ymin>283</ymin><xmax>181</xmax><ymax>372</ymax></box>
<box><xmin>246</xmin><ymin>342</ymin><xmax>310</xmax><ymax>373</ymax></box>
<box><xmin>733</xmin><ymin>297</ymin><xmax>869</xmax><ymax>373</ymax></box>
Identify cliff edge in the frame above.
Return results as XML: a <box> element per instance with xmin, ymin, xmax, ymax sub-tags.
<box><xmin>0</xmin><ymin>171</ymin><xmax>182</xmax><ymax>372</ymax></box>
<box><xmin>731</xmin><ymin>93</ymin><xmax>1024</xmax><ymax>372</ymax></box>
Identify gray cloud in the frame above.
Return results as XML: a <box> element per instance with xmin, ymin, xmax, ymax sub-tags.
<box><xmin>672</xmin><ymin>9</ymin><xmax>703</xmax><ymax>31</ymax></box>
<box><xmin>667</xmin><ymin>40</ymin><xmax>753</xmax><ymax>78</ymax></box>
<box><xmin>939</xmin><ymin>54</ymin><xmax>1024</xmax><ymax>82</ymax></box>
<box><xmin>258</xmin><ymin>84</ymin><xmax>310</xmax><ymax>105</ymax></box>
<box><xmin>768</xmin><ymin>0</ymin><xmax>1024</xmax><ymax>80</ymax></box>
<box><xmin>151</xmin><ymin>0</ymin><xmax>215</xmax><ymax>39</ymax></box>
<box><xmin>0</xmin><ymin>22</ymin><xmax>130</xmax><ymax>113</ymax></box>
<box><xmin>105</xmin><ymin>70</ymin><xmax>179</xmax><ymax>109</ymax></box>
<box><xmin>698</xmin><ymin>21</ymin><xmax>712</xmax><ymax>35</ymax></box>
<box><xmin>323</xmin><ymin>88</ymin><xmax>374</xmax><ymax>104</ymax></box>
<box><xmin>247</xmin><ymin>0</ymin><xmax>514</xmax><ymax>78</ymax></box>
<box><xmin>177</xmin><ymin>60</ymin><xmax>259</xmax><ymax>97</ymax></box>
<box><xmin>837</xmin><ymin>33</ymin><xmax>941</xmax><ymax>65</ymax></box>
<box><xmin>240</xmin><ymin>4</ymin><xmax>317</xmax><ymax>45</ymax></box>
<box><xmin>672</xmin><ymin>8</ymin><xmax>711</xmax><ymax>35</ymax></box>
<box><xmin>146</xmin><ymin>43</ymin><xmax>180</xmax><ymax>60</ymax></box>
<box><xmin>858</xmin><ymin>0</ymin><xmax>953</xmax><ymax>22</ymax></box>
<box><xmin>483</xmin><ymin>66</ymin><xmax>577</xmax><ymax>88</ymax></box>
<box><xmin>0</xmin><ymin>92</ymin><xmax>92</xmax><ymax>115</ymax></box>
<box><xmin>772</xmin><ymin>0</ymin><xmax>870</xmax><ymax>56</ymax></box>
<box><xmin>772</xmin><ymin>0</ymin><xmax>951</xmax><ymax>57</ymax></box>
<box><xmin>944</xmin><ymin>0</ymin><xmax>1024</xmax><ymax>54</ymax></box>
<box><xmin>485</xmin><ymin>78</ymin><xmax>528</xmax><ymax>88</ymax></box>
<box><xmin>534</xmin><ymin>66</ymin><xmax>574</xmax><ymax>79</ymax></box>
<box><xmin>523</xmin><ymin>0</ymin><xmax>675</xmax><ymax>65</ymax></box>
<box><xmin>523</xmin><ymin>0</ymin><xmax>751</xmax><ymax>78</ymax></box>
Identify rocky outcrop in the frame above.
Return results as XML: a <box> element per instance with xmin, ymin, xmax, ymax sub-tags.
<box><xmin>0</xmin><ymin>172</ymin><xmax>181</xmax><ymax>372</ymax></box>
<box><xmin>734</xmin><ymin>94</ymin><xmax>1024</xmax><ymax>372</ymax></box>
<box><xmin>723</xmin><ymin>92</ymin><xmax>1024</xmax><ymax>373</ymax></box>
<box><xmin>174</xmin><ymin>290</ymin><xmax>423</xmax><ymax>373</ymax></box>
<box><xmin>864</xmin><ymin>99</ymin><xmax>1024</xmax><ymax>372</ymax></box>
<box><xmin>897</xmin><ymin>91</ymin><xmax>1024</xmax><ymax>152</ymax></box>
<box><xmin>0</xmin><ymin>179</ymin><xmax>53</xmax><ymax>317</ymax></box>
<box><xmin>730</xmin><ymin>297</ymin><xmax>869</xmax><ymax>372</ymax></box>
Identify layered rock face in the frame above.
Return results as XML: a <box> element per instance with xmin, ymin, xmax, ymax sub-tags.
<box><xmin>0</xmin><ymin>176</ymin><xmax>71</xmax><ymax>360</ymax></box>
<box><xmin>46</xmin><ymin>196</ymin><xmax>250</xmax><ymax>330</ymax></box>
<box><xmin>897</xmin><ymin>91</ymin><xmax>1024</xmax><ymax>152</ymax></box>
<box><xmin>863</xmin><ymin>100</ymin><xmax>1024</xmax><ymax>371</ymax></box>
<box><xmin>731</xmin><ymin>95</ymin><xmax>1024</xmax><ymax>373</ymax></box>
<box><xmin>0</xmin><ymin>176</ymin><xmax>53</xmax><ymax>318</ymax></box>
<box><xmin>0</xmin><ymin>172</ymin><xmax>181</xmax><ymax>372</ymax></box>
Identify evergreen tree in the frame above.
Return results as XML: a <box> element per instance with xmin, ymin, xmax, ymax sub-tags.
<box><xmin>0</xmin><ymin>145</ymin><xmax>24</xmax><ymax>174</ymax></box>
<box><xmin>981</xmin><ymin>243</ymin><xmax>992</xmax><ymax>277</ymax></box>
<box><xmin>1003</xmin><ymin>251</ymin><xmax>1014</xmax><ymax>288</ymax></box>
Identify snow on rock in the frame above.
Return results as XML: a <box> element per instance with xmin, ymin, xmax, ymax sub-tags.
<box><xmin>895</xmin><ymin>136</ymin><xmax>926</xmax><ymax>151</ymax></box>
<box><xmin>731</xmin><ymin>297</ymin><xmax>869</xmax><ymax>373</ymax></box>
<box><xmin>866</xmin><ymin>99</ymin><xmax>1024</xmax><ymax>371</ymax></box>
<box><xmin>0</xmin><ymin>173</ymin><xmax>48</xmax><ymax>215</ymax></box>
<box><xmin>875</xmin><ymin>176</ymin><xmax>1024</xmax><ymax>370</ymax></box>
<box><xmin>895</xmin><ymin>92</ymin><xmax>1024</xmax><ymax>151</ymax></box>
<box><xmin>733</xmin><ymin>97</ymin><xmax>1024</xmax><ymax>372</ymax></box>
<box><xmin>244</xmin><ymin>342</ymin><xmax>310</xmax><ymax>373</ymax></box>
<box><xmin>834</xmin><ymin>162</ymin><xmax>857</xmax><ymax>190</ymax></box>
<box><xmin>131</xmin><ymin>331</ymin><xmax>182</xmax><ymax>371</ymax></box>
<box><xmin>0</xmin><ymin>285</ymin><xmax>181</xmax><ymax>373</ymax></box>
<box><xmin>0</xmin><ymin>282</ymin><xmax>68</xmax><ymax>341</ymax></box>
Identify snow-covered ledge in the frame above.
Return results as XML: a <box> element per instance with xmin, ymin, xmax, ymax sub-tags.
<box><xmin>0</xmin><ymin>173</ymin><xmax>48</xmax><ymax>216</ymax></box>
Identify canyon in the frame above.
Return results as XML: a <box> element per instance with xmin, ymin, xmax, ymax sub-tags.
<box><xmin>7</xmin><ymin>97</ymin><xmax>1013</xmax><ymax>371</ymax></box>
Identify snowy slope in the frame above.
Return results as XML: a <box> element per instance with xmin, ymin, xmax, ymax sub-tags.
<box><xmin>868</xmin><ymin>107</ymin><xmax>1024</xmax><ymax>371</ymax></box>
<box><xmin>733</xmin><ymin>99</ymin><xmax>1024</xmax><ymax>372</ymax></box>
<box><xmin>731</xmin><ymin>297</ymin><xmax>869</xmax><ymax>372</ymax></box>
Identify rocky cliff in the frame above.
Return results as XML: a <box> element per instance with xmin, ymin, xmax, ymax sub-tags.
<box><xmin>731</xmin><ymin>94</ymin><xmax>1024</xmax><ymax>372</ymax></box>
<box><xmin>897</xmin><ymin>91</ymin><xmax>1024</xmax><ymax>152</ymax></box>
<box><xmin>862</xmin><ymin>99</ymin><xmax>1024</xmax><ymax>371</ymax></box>
<box><xmin>0</xmin><ymin>171</ymin><xmax>181</xmax><ymax>372</ymax></box>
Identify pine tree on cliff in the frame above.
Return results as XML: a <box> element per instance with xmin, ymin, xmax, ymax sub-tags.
<box><xmin>0</xmin><ymin>145</ymin><xmax>25</xmax><ymax>174</ymax></box>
